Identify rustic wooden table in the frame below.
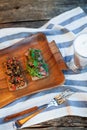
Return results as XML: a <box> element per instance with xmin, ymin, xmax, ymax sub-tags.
<box><xmin>0</xmin><ymin>0</ymin><xmax>87</xmax><ymax>130</ymax></box>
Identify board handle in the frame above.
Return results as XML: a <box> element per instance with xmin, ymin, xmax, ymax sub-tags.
<box><xmin>48</xmin><ymin>40</ymin><xmax>68</xmax><ymax>70</ymax></box>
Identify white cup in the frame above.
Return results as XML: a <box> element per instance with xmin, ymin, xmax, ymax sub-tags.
<box><xmin>69</xmin><ymin>33</ymin><xmax>87</xmax><ymax>73</ymax></box>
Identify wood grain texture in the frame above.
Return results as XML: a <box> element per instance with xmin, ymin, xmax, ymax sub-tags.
<box><xmin>0</xmin><ymin>0</ymin><xmax>87</xmax><ymax>28</ymax></box>
<box><xmin>20</xmin><ymin>116</ymin><xmax>87</xmax><ymax>130</ymax></box>
<box><xmin>20</xmin><ymin>128</ymin><xmax>87</xmax><ymax>130</ymax></box>
<box><xmin>0</xmin><ymin>33</ymin><xmax>66</xmax><ymax>108</ymax></box>
<box><xmin>49</xmin><ymin>41</ymin><xmax>68</xmax><ymax>70</ymax></box>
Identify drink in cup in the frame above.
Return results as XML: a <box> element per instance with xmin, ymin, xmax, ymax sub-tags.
<box><xmin>69</xmin><ymin>33</ymin><xmax>87</xmax><ymax>73</ymax></box>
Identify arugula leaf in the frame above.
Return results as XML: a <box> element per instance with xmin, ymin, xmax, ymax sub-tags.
<box><xmin>33</xmin><ymin>60</ymin><xmax>38</xmax><ymax>67</ymax></box>
<box><xmin>41</xmin><ymin>60</ymin><xmax>48</xmax><ymax>72</ymax></box>
<box><xmin>30</xmin><ymin>49</ymin><xmax>35</xmax><ymax>59</ymax></box>
<box><xmin>26</xmin><ymin>63</ymin><xmax>42</xmax><ymax>78</ymax></box>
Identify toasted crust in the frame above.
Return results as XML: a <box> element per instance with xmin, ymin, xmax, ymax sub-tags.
<box><xmin>31</xmin><ymin>73</ymin><xmax>49</xmax><ymax>81</ymax></box>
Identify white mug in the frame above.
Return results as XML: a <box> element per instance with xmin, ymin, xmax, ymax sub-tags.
<box><xmin>74</xmin><ymin>33</ymin><xmax>87</xmax><ymax>68</ymax></box>
<box><xmin>69</xmin><ymin>33</ymin><xmax>87</xmax><ymax>73</ymax></box>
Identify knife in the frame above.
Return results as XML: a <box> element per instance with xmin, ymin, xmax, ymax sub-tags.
<box><xmin>4</xmin><ymin>104</ymin><xmax>48</xmax><ymax>122</ymax></box>
<box><xmin>15</xmin><ymin>104</ymin><xmax>47</xmax><ymax>128</ymax></box>
<box><xmin>4</xmin><ymin>88</ymin><xmax>74</xmax><ymax>127</ymax></box>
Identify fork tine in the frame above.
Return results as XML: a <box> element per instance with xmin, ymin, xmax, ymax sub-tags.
<box><xmin>54</xmin><ymin>89</ymin><xmax>71</xmax><ymax>99</ymax></box>
<box><xmin>61</xmin><ymin>89</ymin><xmax>74</xmax><ymax>98</ymax></box>
<box><xmin>63</xmin><ymin>91</ymin><xmax>74</xmax><ymax>99</ymax></box>
<box><xmin>54</xmin><ymin>89</ymin><xmax>69</xmax><ymax>100</ymax></box>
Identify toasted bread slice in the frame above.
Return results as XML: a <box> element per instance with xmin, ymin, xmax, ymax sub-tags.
<box><xmin>4</xmin><ymin>57</ymin><xmax>27</xmax><ymax>91</ymax></box>
<box><xmin>25</xmin><ymin>48</ymin><xmax>49</xmax><ymax>81</ymax></box>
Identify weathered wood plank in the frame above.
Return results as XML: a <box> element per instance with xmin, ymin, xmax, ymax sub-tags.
<box><xmin>0</xmin><ymin>20</ymin><xmax>47</xmax><ymax>28</ymax></box>
<box><xmin>0</xmin><ymin>0</ymin><xmax>87</xmax><ymax>24</ymax></box>
<box><xmin>24</xmin><ymin>116</ymin><xmax>87</xmax><ymax>127</ymax></box>
<box><xmin>21</xmin><ymin>116</ymin><xmax>87</xmax><ymax>130</ymax></box>
<box><xmin>20</xmin><ymin>128</ymin><xmax>87</xmax><ymax>130</ymax></box>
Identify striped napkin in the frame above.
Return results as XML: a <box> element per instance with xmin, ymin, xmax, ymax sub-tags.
<box><xmin>0</xmin><ymin>7</ymin><xmax>87</xmax><ymax>130</ymax></box>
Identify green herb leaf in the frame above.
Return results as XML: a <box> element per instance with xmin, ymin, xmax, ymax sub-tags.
<box><xmin>26</xmin><ymin>63</ymin><xmax>42</xmax><ymax>78</ymax></box>
<box><xmin>30</xmin><ymin>49</ymin><xmax>35</xmax><ymax>59</ymax></box>
<box><xmin>41</xmin><ymin>61</ymin><xmax>48</xmax><ymax>72</ymax></box>
<box><xmin>33</xmin><ymin>60</ymin><xmax>38</xmax><ymax>67</ymax></box>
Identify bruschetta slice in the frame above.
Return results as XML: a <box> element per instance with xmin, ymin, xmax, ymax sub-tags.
<box><xmin>4</xmin><ymin>57</ymin><xmax>27</xmax><ymax>91</ymax></box>
<box><xmin>25</xmin><ymin>48</ymin><xmax>49</xmax><ymax>80</ymax></box>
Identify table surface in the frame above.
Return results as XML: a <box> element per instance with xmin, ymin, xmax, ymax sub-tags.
<box><xmin>0</xmin><ymin>0</ymin><xmax>87</xmax><ymax>130</ymax></box>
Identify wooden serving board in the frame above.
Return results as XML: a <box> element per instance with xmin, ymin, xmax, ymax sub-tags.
<box><xmin>0</xmin><ymin>33</ymin><xmax>68</xmax><ymax>108</ymax></box>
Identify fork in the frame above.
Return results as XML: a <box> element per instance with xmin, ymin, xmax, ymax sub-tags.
<box><xmin>15</xmin><ymin>88</ymin><xmax>74</xmax><ymax>128</ymax></box>
<box><xmin>48</xmin><ymin>88</ymin><xmax>74</xmax><ymax>106</ymax></box>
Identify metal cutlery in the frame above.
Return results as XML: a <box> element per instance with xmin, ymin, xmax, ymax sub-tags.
<box><xmin>4</xmin><ymin>88</ymin><xmax>74</xmax><ymax>128</ymax></box>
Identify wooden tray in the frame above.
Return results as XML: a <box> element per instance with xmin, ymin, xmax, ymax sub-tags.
<box><xmin>0</xmin><ymin>33</ymin><xmax>68</xmax><ymax>108</ymax></box>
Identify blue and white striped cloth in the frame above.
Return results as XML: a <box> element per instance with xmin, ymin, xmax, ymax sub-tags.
<box><xmin>0</xmin><ymin>7</ymin><xmax>87</xmax><ymax>130</ymax></box>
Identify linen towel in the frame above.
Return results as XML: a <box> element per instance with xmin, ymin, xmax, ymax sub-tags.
<box><xmin>0</xmin><ymin>7</ymin><xmax>87</xmax><ymax>130</ymax></box>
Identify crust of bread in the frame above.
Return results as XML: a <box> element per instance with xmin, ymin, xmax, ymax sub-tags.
<box><xmin>31</xmin><ymin>73</ymin><xmax>49</xmax><ymax>81</ymax></box>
